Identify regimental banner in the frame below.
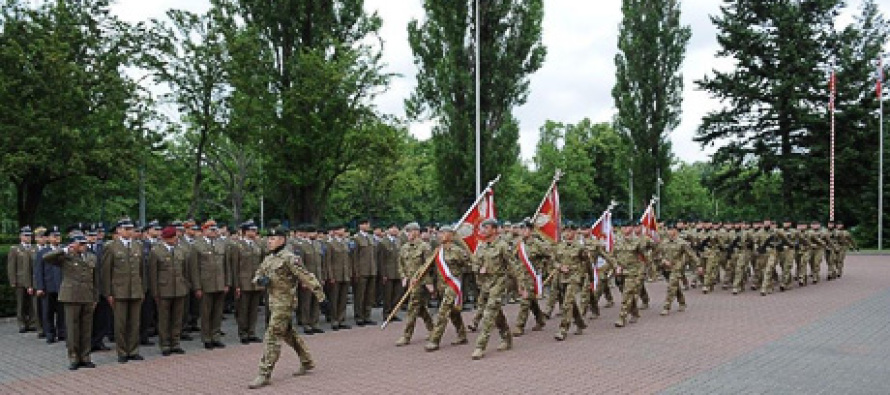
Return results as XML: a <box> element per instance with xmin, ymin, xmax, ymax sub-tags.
<box><xmin>533</xmin><ymin>183</ymin><xmax>560</xmax><ymax>242</ymax></box>
<box><xmin>517</xmin><ymin>241</ymin><xmax>542</xmax><ymax>297</ymax></box>
<box><xmin>455</xmin><ymin>188</ymin><xmax>496</xmax><ymax>254</ymax></box>
<box><xmin>434</xmin><ymin>247</ymin><xmax>462</xmax><ymax>306</ymax></box>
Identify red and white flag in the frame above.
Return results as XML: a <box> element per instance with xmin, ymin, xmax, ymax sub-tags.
<box><xmin>591</xmin><ymin>210</ymin><xmax>614</xmax><ymax>252</ymax></box>
<box><xmin>434</xmin><ymin>247</ymin><xmax>462</xmax><ymax>306</ymax></box>
<box><xmin>829</xmin><ymin>69</ymin><xmax>836</xmax><ymax>111</ymax></box>
<box><xmin>517</xmin><ymin>241</ymin><xmax>543</xmax><ymax>297</ymax></box>
<box><xmin>639</xmin><ymin>203</ymin><xmax>659</xmax><ymax>242</ymax></box>
<box><xmin>877</xmin><ymin>57</ymin><xmax>883</xmax><ymax>99</ymax></box>
<box><xmin>533</xmin><ymin>183</ymin><xmax>560</xmax><ymax>242</ymax></box>
<box><xmin>455</xmin><ymin>188</ymin><xmax>497</xmax><ymax>254</ymax></box>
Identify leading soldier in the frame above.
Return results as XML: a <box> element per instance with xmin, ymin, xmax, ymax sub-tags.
<box><xmin>248</xmin><ymin>225</ymin><xmax>326</xmax><ymax>389</ymax></box>
<box><xmin>425</xmin><ymin>224</ymin><xmax>472</xmax><ymax>352</ymax></box>
<box><xmin>395</xmin><ymin>222</ymin><xmax>434</xmax><ymax>346</ymax></box>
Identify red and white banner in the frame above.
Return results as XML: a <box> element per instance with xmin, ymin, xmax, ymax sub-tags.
<box><xmin>455</xmin><ymin>188</ymin><xmax>497</xmax><ymax>254</ymax></box>
<box><xmin>591</xmin><ymin>210</ymin><xmax>614</xmax><ymax>253</ymax></box>
<box><xmin>517</xmin><ymin>242</ymin><xmax>542</xmax><ymax>297</ymax></box>
<box><xmin>639</xmin><ymin>204</ymin><xmax>659</xmax><ymax>242</ymax></box>
<box><xmin>434</xmin><ymin>247</ymin><xmax>462</xmax><ymax>306</ymax></box>
<box><xmin>590</xmin><ymin>265</ymin><xmax>600</xmax><ymax>292</ymax></box>
<box><xmin>533</xmin><ymin>184</ymin><xmax>560</xmax><ymax>242</ymax></box>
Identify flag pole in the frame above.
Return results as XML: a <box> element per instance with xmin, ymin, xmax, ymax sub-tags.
<box><xmin>830</xmin><ymin>68</ymin><xmax>836</xmax><ymax>222</ymax></box>
<box><xmin>880</xmin><ymin>59</ymin><xmax>884</xmax><ymax>251</ymax></box>
<box><xmin>531</xmin><ymin>169</ymin><xmax>562</xmax><ymax>221</ymax></box>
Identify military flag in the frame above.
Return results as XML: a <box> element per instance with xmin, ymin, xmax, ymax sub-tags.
<box><xmin>532</xmin><ymin>170</ymin><xmax>562</xmax><ymax>242</ymax></box>
<box><xmin>639</xmin><ymin>200</ymin><xmax>659</xmax><ymax>242</ymax></box>
<box><xmin>434</xmin><ymin>247</ymin><xmax>462</xmax><ymax>306</ymax></box>
<box><xmin>517</xmin><ymin>241</ymin><xmax>543</xmax><ymax>297</ymax></box>
<box><xmin>455</xmin><ymin>177</ymin><xmax>500</xmax><ymax>254</ymax></box>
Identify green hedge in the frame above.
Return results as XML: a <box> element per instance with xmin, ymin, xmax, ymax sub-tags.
<box><xmin>0</xmin><ymin>245</ymin><xmax>16</xmax><ymax>317</ymax></box>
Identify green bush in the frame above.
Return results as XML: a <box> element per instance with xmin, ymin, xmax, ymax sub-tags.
<box><xmin>0</xmin><ymin>245</ymin><xmax>15</xmax><ymax>317</ymax></box>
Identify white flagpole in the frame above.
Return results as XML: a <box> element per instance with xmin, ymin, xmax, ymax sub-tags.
<box><xmin>531</xmin><ymin>169</ymin><xmax>562</xmax><ymax>221</ymax></box>
<box><xmin>880</xmin><ymin>57</ymin><xmax>884</xmax><ymax>251</ymax></box>
<box><xmin>475</xmin><ymin>0</ymin><xmax>481</xmax><ymax>198</ymax></box>
<box><xmin>830</xmin><ymin>69</ymin><xmax>835</xmax><ymax>222</ymax></box>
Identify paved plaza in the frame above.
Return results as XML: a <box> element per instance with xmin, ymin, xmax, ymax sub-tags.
<box><xmin>0</xmin><ymin>255</ymin><xmax>888</xmax><ymax>394</ymax></box>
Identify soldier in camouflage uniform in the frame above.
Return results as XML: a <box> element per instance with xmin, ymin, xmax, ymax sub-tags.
<box><xmin>395</xmin><ymin>222</ymin><xmax>435</xmax><ymax>347</ymax></box>
<box><xmin>732</xmin><ymin>222</ymin><xmax>754</xmax><ymax>294</ymax></box>
<box><xmin>779</xmin><ymin>220</ymin><xmax>798</xmax><ymax>291</ymax></box>
<box><xmin>825</xmin><ymin>222</ymin><xmax>841</xmax><ymax>280</ymax></box>
<box><xmin>794</xmin><ymin>222</ymin><xmax>810</xmax><ymax>286</ymax></box>
<box><xmin>835</xmin><ymin>223</ymin><xmax>856</xmax><ymax>278</ymax></box>
<box><xmin>425</xmin><ymin>225</ymin><xmax>472</xmax><ymax>351</ymax></box>
<box><xmin>248</xmin><ymin>225</ymin><xmax>325</xmax><ymax>389</ymax></box>
<box><xmin>759</xmin><ymin>220</ymin><xmax>790</xmax><ymax>296</ymax></box>
<box><xmin>806</xmin><ymin>221</ymin><xmax>827</xmax><ymax>284</ymax></box>
<box><xmin>512</xmin><ymin>220</ymin><xmax>551</xmax><ymax>336</ymax></box>
<box><xmin>614</xmin><ymin>225</ymin><xmax>653</xmax><ymax>328</ymax></box>
<box><xmin>471</xmin><ymin>219</ymin><xmax>525</xmax><ymax>360</ymax></box>
<box><xmin>659</xmin><ymin>225</ymin><xmax>698</xmax><ymax>315</ymax></box>
<box><xmin>700</xmin><ymin>222</ymin><xmax>724</xmax><ymax>294</ymax></box>
<box><xmin>553</xmin><ymin>223</ymin><xmax>588</xmax><ymax>341</ymax></box>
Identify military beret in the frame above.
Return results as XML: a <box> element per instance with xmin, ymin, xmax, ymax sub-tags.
<box><xmin>480</xmin><ymin>218</ymin><xmax>498</xmax><ymax>228</ymax></box>
<box><xmin>405</xmin><ymin>222</ymin><xmax>421</xmax><ymax>231</ymax></box>
<box><xmin>161</xmin><ymin>226</ymin><xmax>177</xmax><ymax>239</ymax></box>
<box><xmin>20</xmin><ymin>226</ymin><xmax>32</xmax><ymax>236</ymax></box>
<box><xmin>202</xmin><ymin>219</ymin><xmax>218</xmax><ymax>230</ymax></box>
<box><xmin>439</xmin><ymin>224</ymin><xmax>455</xmax><ymax>232</ymax></box>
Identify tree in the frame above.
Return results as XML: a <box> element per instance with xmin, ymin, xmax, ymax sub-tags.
<box><xmin>407</xmin><ymin>0</ymin><xmax>546</xmax><ymax>214</ymax></box>
<box><xmin>696</xmin><ymin>0</ymin><xmax>842</xmax><ymax>218</ymax></box>
<box><xmin>612</xmin><ymin>0</ymin><xmax>690</xmax><ymax>213</ymax></box>
<box><xmin>0</xmin><ymin>0</ymin><xmax>150</xmax><ymax>227</ymax></box>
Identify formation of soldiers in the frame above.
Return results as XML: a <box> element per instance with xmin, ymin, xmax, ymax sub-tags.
<box><xmin>5</xmin><ymin>215</ymin><xmax>857</xmax><ymax>388</ymax></box>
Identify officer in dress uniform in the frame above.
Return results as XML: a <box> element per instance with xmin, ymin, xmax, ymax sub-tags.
<box><xmin>7</xmin><ymin>226</ymin><xmax>38</xmax><ymax>333</ymax></box>
<box><xmin>35</xmin><ymin>226</ymin><xmax>66</xmax><ymax>343</ymax></box>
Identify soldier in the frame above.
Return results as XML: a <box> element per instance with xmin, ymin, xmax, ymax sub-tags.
<box><xmin>795</xmin><ymin>222</ymin><xmax>811</xmax><ymax>287</ymax></box>
<box><xmin>299</xmin><ymin>225</ymin><xmax>327</xmax><ymax>334</ymax></box>
<box><xmin>698</xmin><ymin>222</ymin><xmax>722</xmax><ymax>294</ymax></box>
<box><xmin>614</xmin><ymin>224</ymin><xmax>653</xmax><ymax>328</ymax></box>
<box><xmin>248</xmin><ymin>225</ymin><xmax>326</xmax><ymax>389</ymax></box>
<box><xmin>351</xmin><ymin>219</ymin><xmax>378</xmax><ymax>326</ymax></box>
<box><xmin>324</xmin><ymin>225</ymin><xmax>351</xmax><ymax>330</ymax></box>
<box><xmin>86</xmin><ymin>226</ymin><xmax>111</xmax><ymax>351</ymax></box>
<box><xmin>7</xmin><ymin>226</ymin><xmax>38</xmax><ymax>333</ymax></box>
<box><xmin>732</xmin><ymin>222</ymin><xmax>754</xmax><ymax>294</ymax></box>
<box><xmin>148</xmin><ymin>226</ymin><xmax>191</xmax><ymax>356</ymax></box>
<box><xmin>102</xmin><ymin>217</ymin><xmax>145</xmax><ymax>363</ymax></box>
<box><xmin>835</xmin><ymin>223</ymin><xmax>856</xmax><ymax>278</ymax></box>
<box><xmin>395</xmin><ymin>222</ymin><xmax>434</xmax><ymax>346</ymax></box>
<box><xmin>42</xmin><ymin>232</ymin><xmax>99</xmax><ymax>370</ymax></box>
<box><xmin>471</xmin><ymin>218</ymin><xmax>524</xmax><ymax>360</ymax></box>
<box><xmin>377</xmin><ymin>223</ymin><xmax>403</xmax><ymax>321</ymax></box>
<box><xmin>35</xmin><ymin>226</ymin><xmax>66</xmax><ymax>343</ymax></box>
<box><xmin>425</xmin><ymin>225</ymin><xmax>472</xmax><ymax>351</ymax></box>
<box><xmin>748</xmin><ymin>221</ymin><xmax>767</xmax><ymax>291</ymax></box>
<box><xmin>806</xmin><ymin>221</ymin><xmax>827</xmax><ymax>284</ymax></box>
<box><xmin>139</xmin><ymin>220</ymin><xmax>161</xmax><ymax>346</ymax></box>
<box><xmin>513</xmin><ymin>220</ymin><xmax>550</xmax><ymax>336</ymax></box>
<box><xmin>181</xmin><ymin>220</ymin><xmax>201</xmax><ymax>334</ymax></box>
<box><xmin>758</xmin><ymin>220</ymin><xmax>789</xmax><ymax>295</ymax></box>
<box><xmin>553</xmin><ymin>222</ymin><xmax>588</xmax><ymax>341</ymax></box>
<box><xmin>191</xmin><ymin>220</ymin><xmax>230</xmax><ymax>349</ymax></box>
<box><xmin>231</xmin><ymin>220</ymin><xmax>265</xmax><ymax>343</ymax></box>
<box><xmin>587</xmin><ymin>232</ymin><xmax>616</xmax><ymax>319</ymax></box>
<box><xmin>825</xmin><ymin>222</ymin><xmax>841</xmax><ymax>280</ymax></box>
<box><xmin>779</xmin><ymin>219</ymin><xmax>797</xmax><ymax>291</ymax></box>
<box><xmin>659</xmin><ymin>225</ymin><xmax>698</xmax><ymax>315</ymax></box>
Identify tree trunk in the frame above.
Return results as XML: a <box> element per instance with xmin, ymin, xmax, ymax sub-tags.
<box><xmin>16</xmin><ymin>180</ymin><xmax>46</xmax><ymax>228</ymax></box>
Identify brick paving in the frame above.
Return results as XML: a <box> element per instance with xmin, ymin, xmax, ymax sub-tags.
<box><xmin>0</xmin><ymin>255</ymin><xmax>888</xmax><ymax>394</ymax></box>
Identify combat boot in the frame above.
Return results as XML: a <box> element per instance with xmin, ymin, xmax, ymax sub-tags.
<box><xmin>531</xmin><ymin>323</ymin><xmax>545</xmax><ymax>331</ymax></box>
<box><xmin>678</xmin><ymin>304</ymin><xmax>686</xmax><ymax>312</ymax></box>
<box><xmin>293</xmin><ymin>362</ymin><xmax>313</xmax><ymax>376</ymax></box>
<box><xmin>605</xmin><ymin>300</ymin><xmax>614</xmax><ymax>308</ymax></box>
<box><xmin>511</xmin><ymin>327</ymin><xmax>524</xmax><ymax>337</ymax></box>
<box><xmin>248</xmin><ymin>376</ymin><xmax>270</xmax><ymax>389</ymax></box>
<box><xmin>424</xmin><ymin>342</ymin><xmax>439</xmax><ymax>352</ymax></box>
<box><xmin>467</xmin><ymin>323</ymin><xmax>478</xmax><ymax>332</ymax></box>
<box><xmin>471</xmin><ymin>348</ymin><xmax>484</xmax><ymax>360</ymax></box>
<box><xmin>660</xmin><ymin>308</ymin><xmax>669</xmax><ymax>316</ymax></box>
<box><xmin>732</xmin><ymin>288</ymin><xmax>739</xmax><ymax>295</ymax></box>
<box><xmin>554</xmin><ymin>331</ymin><xmax>567</xmax><ymax>341</ymax></box>
<box><xmin>497</xmin><ymin>336</ymin><xmax>512</xmax><ymax>351</ymax></box>
<box><xmin>629</xmin><ymin>315</ymin><xmax>639</xmax><ymax>324</ymax></box>
<box><xmin>614</xmin><ymin>317</ymin><xmax>626</xmax><ymax>328</ymax></box>
<box><xmin>640</xmin><ymin>302</ymin><xmax>649</xmax><ymax>310</ymax></box>
<box><xmin>574</xmin><ymin>326</ymin><xmax>584</xmax><ymax>335</ymax></box>
<box><xmin>450</xmin><ymin>337</ymin><xmax>468</xmax><ymax>346</ymax></box>
<box><xmin>395</xmin><ymin>336</ymin><xmax>410</xmax><ymax>347</ymax></box>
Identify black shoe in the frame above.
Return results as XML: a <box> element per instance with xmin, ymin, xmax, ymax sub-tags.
<box><xmin>161</xmin><ymin>350</ymin><xmax>172</xmax><ymax>356</ymax></box>
<box><xmin>80</xmin><ymin>362</ymin><xmax>96</xmax><ymax>368</ymax></box>
<box><xmin>356</xmin><ymin>320</ymin><xmax>366</xmax><ymax>327</ymax></box>
<box><xmin>332</xmin><ymin>325</ymin><xmax>340</xmax><ymax>331</ymax></box>
<box><xmin>312</xmin><ymin>328</ymin><xmax>325</xmax><ymax>334</ymax></box>
<box><xmin>204</xmin><ymin>342</ymin><xmax>214</xmax><ymax>349</ymax></box>
<box><xmin>304</xmin><ymin>328</ymin><xmax>315</xmax><ymax>335</ymax></box>
<box><xmin>249</xmin><ymin>336</ymin><xmax>263</xmax><ymax>343</ymax></box>
<box><xmin>241</xmin><ymin>338</ymin><xmax>251</xmax><ymax>344</ymax></box>
<box><xmin>180</xmin><ymin>334</ymin><xmax>194</xmax><ymax>341</ymax></box>
<box><xmin>46</xmin><ymin>337</ymin><xmax>56</xmax><ymax>344</ymax></box>
<box><xmin>140</xmin><ymin>340</ymin><xmax>155</xmax><ymax>346</ymax></box>
<box><xmin>211</xmin><ymin>341</ymin><xmax>225</xmax><ymax>348</ymax></box>
<box><xmin>339</xmin><ymin>324</ymin><xmax>351</xmax><ymax>330</ymax></box>
<box><xmin>118</xmin><ymin>356</ymin><xmax>128</xmax><ymax>364</ymax></box>
<box><xmin>171</xmin><ymin>347</ymin><xmax>186</xmax><ymax>354</ymax></box>
<box><xmin>218</xmin><ymin>331</ymin><xmax>226</xmax><ymax>336</ymax></box>
<box><xmin>391</xmin><ymin>316</ymin><xmax>403</xmax><ymax>322</ymax></box>
<box><xmin>365</xmin><ymin>320</ymin><xmax>377</xmax><ymax>325</ymax></box>
<box><xmin>19</xmin><ymin>328</ymin><xmax>27</xmax><ymax>334</ymax></box>
<box><xmin>68</xmin><ymin>363</ymin><xmax>79</xmax><ymax>371</ymax></box>
<box><xmin>38</xmin><ymin>333</ymin><xmax>46</xmax><ymax>339</ymax></box>
<box><xmin>128</xmin><ymin>354</ymin><xmax>144</xmax><ymax>361</ymax></box>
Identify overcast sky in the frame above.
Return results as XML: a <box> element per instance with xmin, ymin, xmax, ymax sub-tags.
<box><xmin>109</xmin><ymin>0</ymin><xmax>887</xmax><ymax>164</ymax></box>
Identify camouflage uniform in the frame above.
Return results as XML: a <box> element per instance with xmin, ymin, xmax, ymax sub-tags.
<box><xmin>513</xmin><ymin>237</ymin><xmax>551</xmax><ymax>335</ymax></box>
<box><xmin>700</xmin><ymin>228</ymin><xmax>723</xmax><ymax>293</ymax></box>
<box><xmin>779</xmin><ymin>226</ymin><xmax>798</xmax><ymax>290</ymax></box>
<box><xmin>553</xmin><ymin>239</ymin><xmax>589</xmax><ymax>341</ymax></box>
<box><xmin>732</xmin><ymin>229</ymin><xmax>754</xmax><ymax>294</ymax></box>
<box><xmin>252</xmin><ymin>247</ymin><xmax>325</xmax><ymax>385</ymax></box>
<box><xmin>659</xmin><ymin>235</ymin><xmax>698</xmax><ymax>314</ymax></box>
<box><xmin>759</xmin><ymin>226</ymin><xmax>790</xmax><ymax>295</ymax></box>
<box><xmin>396</xmin><ymin>239</ymin><xmax>434</xmax><ymax>345</ymax></box>
<box><xmin>614</xmin><ymin>233</ymin><xmax>653</xmax><ymax>327</ymax></box>
<box><xmin>584</xmin><ymin>241</ymin><xmax>614</xmax><ymax>318</ymax></box>
<box><xmin>807</xmin><ymin>228</ymin><xmax>827</xmax><ymax>284</ymax></box>
<box><xmin>836</xmin><ymin>228</ymin><xmax>855</xmax><ymax>278</ymax></box>
<box><xmin>472</xmin><ymin>237</ymin><xmax>523</xmax><ymax>358</ymax></box>
<box><xmin>426</xmin><ymin>242</ymin><xmax>472</xmax><ymax>350</ymax></box>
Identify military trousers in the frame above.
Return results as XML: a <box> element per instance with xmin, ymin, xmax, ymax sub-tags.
<box><xmin>381</xmin><ymin>278</ymin><xmax>403</xmax><ymax>317</ymax></box>
<box><xmin>297</xmin><ymin>288</ymin><xmax>320</xmax><ymax>331</ymax></box>
<box><xmin>113</xmin><ymin>298</ymin><xmax>142</xmax><ymax>357</ymax></box>
<box><xmin>92</xmin><ymin>296</ymin><xmax>113</xmax><ymax>347</ymax></box>
<box><xmin>258</xmin><ymin>306</ymin><xmax>313</xmax><ymax>379</ymax></box>
<box><xmin>401</xmin><ymin>285</ymin><xmax>433</xmax><ymax>340</ymax></box>
<box><xmin>545</xmin><ymin>282</ymin><xmax>565</xmax><ymax>316</ymax></box>
<box><xmin>589</xmin><ymin>278</ymin><xmax>614</xmax><ymax>316</ymax></box>
<box><xmin>760</xmin><ymin>249</ymin><xmax>780</xmax><ymax>293</ymax></box>
<box><xmin>63</xmin><ymin>302</ymin><xmax>94</xmax><ymax>364</ymax></box>
<box><xmin>826</xmin><ymin>249</ymin><xmax>839</xmax><ymax>278</ymax></box>
<box><xmin>200</xmin><ymin>291</ymin><xmax>225</xmax><ymax>343</ymax></box>
<box><xmin>780</xmin><ymin>250</ymin><xmax>796</xmax><ymax>288</ymax></box>
<box><xmin>732</xmin><ymin>251</ymin><xmax>752</xmax><ymax>292</ymax></box>
<box><xmin>353</xmin><ymin>275</ymin><xmax>376</xmax><ymax>323</ymax></box>
<box><xmin>238</xmin><ymin>290</ymin><xmax>263</xmax><ymax>339</ymax></box>
<box><xmin>619</xmin><ymin>274</ymin><xmax>642</xmax><ymax>320</ymax></box>
<box><xmin>329</xmin><ymin>281</ymin><xmax>350</xmax><ymax>325</ymax></box>
<box><xmin>474</xmin><ymin>276</ymin><xmax>511</xmax><ymax>351</ymax></box>
<box><xmin>157</xmin><ymin>296</ymin><xmax>185</xmax><ymax>351</ymax></box>
<box><xmin>663</xmin><ymin>270</ymin><xmax>686</xmax><ymax>310</ymax></box>
<box><xmin>42</xmin><ymin>292</ymin><xmax>65</xmax><ymax>339</ymax></box>
<box><xmin>472</xmin><ymin>283</ymin><xmax>491</xmax><ymax>327</ymax></box>
<box><xmin>837</xmin><ymin>249</ymin><xmax>848</xmax><ymax>277</ymax></box>
<box><xmin>809</xmin><ymin>250</ymin><xmax>824</xmax><ymax>282</ymax></box>
<box><xmin>428</xmin><ymin>288</ymin><xmax>467</xmax><ymax>345</ymax></box>
<box><xmin>14</xmin><ymin>287</ymin><xmax>38</xmax><ymax>331</ymax></box>
<box><xmin>557</xmin><ymin>281</ymin><xmax>584</xmax><ymax>336</ymax></box>
<box><xmin>703</xmin><ymin>251</ymin><xmax>721</xmax><ymax>289</ymax></box>
<box><xmin>140</xmin><ymin>291</ymin><xmax>157</xmax><ymax>342</ymax></box>
<box><xmin>515</xmin><ymin>293</ymin><xmax>545</xmax><ymax>329</ymax></box>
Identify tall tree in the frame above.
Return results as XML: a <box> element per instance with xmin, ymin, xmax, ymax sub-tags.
<box><xmin>0</xmin><ymin>0</ymin><xmax>149</xmax><ymax>226</ymax></box>
<box><xmin>696</xmin><ymin>0</ymin><xmax>842</xmax><ymax>218</ymax></box>
<box><xmin>407</xmin><ymin>0</ymin><xmax>546</xmax><ymax>213</ymax></box>
<box><xmin>612</xmin><ymin>0</ymin><xmax>690</xmax><ymax>213</ymax></box>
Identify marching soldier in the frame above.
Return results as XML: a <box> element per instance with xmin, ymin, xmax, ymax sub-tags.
<box><xmin>779</xmin><ymin>219</ymin><xmax>798</xmax><ymax>291</ymax></box>
<box><xmin>191</xmin><ymin>220</ymin><xmax>231</xmax><ymax>349</ymax></box>
<box><xmin>614</xmin><ymin>225</ymin><xmax>654</xmax><ymax>328</ymax></box>
<box><xmin>248</xmin><ymin>225</ymin><xmax>326</xmax><ymax>389</ymax></box>
<box><xmin>471</xmin><ymin>218</ymin><xmax>525</xmax><ymax>360</ymax></box>
<box><xmin>659</xmin><ymin>226</ymin><xmax>698</xmax><ymax>315</ymax></box>
<box><xmin>395</xmin><ymin>222</ymin><xmax>434</xmax><ymax>346</ymax></box>
<box><xmin>7</xmin><ymin>226</ymin><xmax>38</xmax><ymax>333</ymax></box>
<box><xmin>231</xmin><ymin>220</ymin><xmax>266</xmax><ymax>343</ymax></box>
<box><xmin>732</xmin><ymin>222</ymin><xmax>755</xmax><ymax>294</ymax></box>
<box><xmin>42</xmin><ymin>231</ymin><xmax>99</xmax><ymax>370</ymax></box>
<box><xmin>148</xmin><ymin>226</ymin><xmax>191</xmax><ymax>356</ymax></box>
<box><xmin>513</xmin><ymin>220</ymin><xmax>550</xmax><ymax>336</ymax></box>
<box><xmin>553</xmin><ymin>222</ymin><xmax>588</xmax><ymax>341</ymax></box>
<box><xmin>102</xmin><ymin>217</ymin><xmax>145</xmax><ymax>363</ymax></box>
<box><xmin>806</xmin><ymin>221</ymin><xmax>827</xmax><ymax>284</ymax></box>
<box><xmin>425</xmin><ymin>224</ymin><xmax>472</xmax><ymax>351</ymax></box>
<box><xmin>835</xmin><ymin>223</ymin><xmax>856</xmax><ymax>278</ymax></box>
